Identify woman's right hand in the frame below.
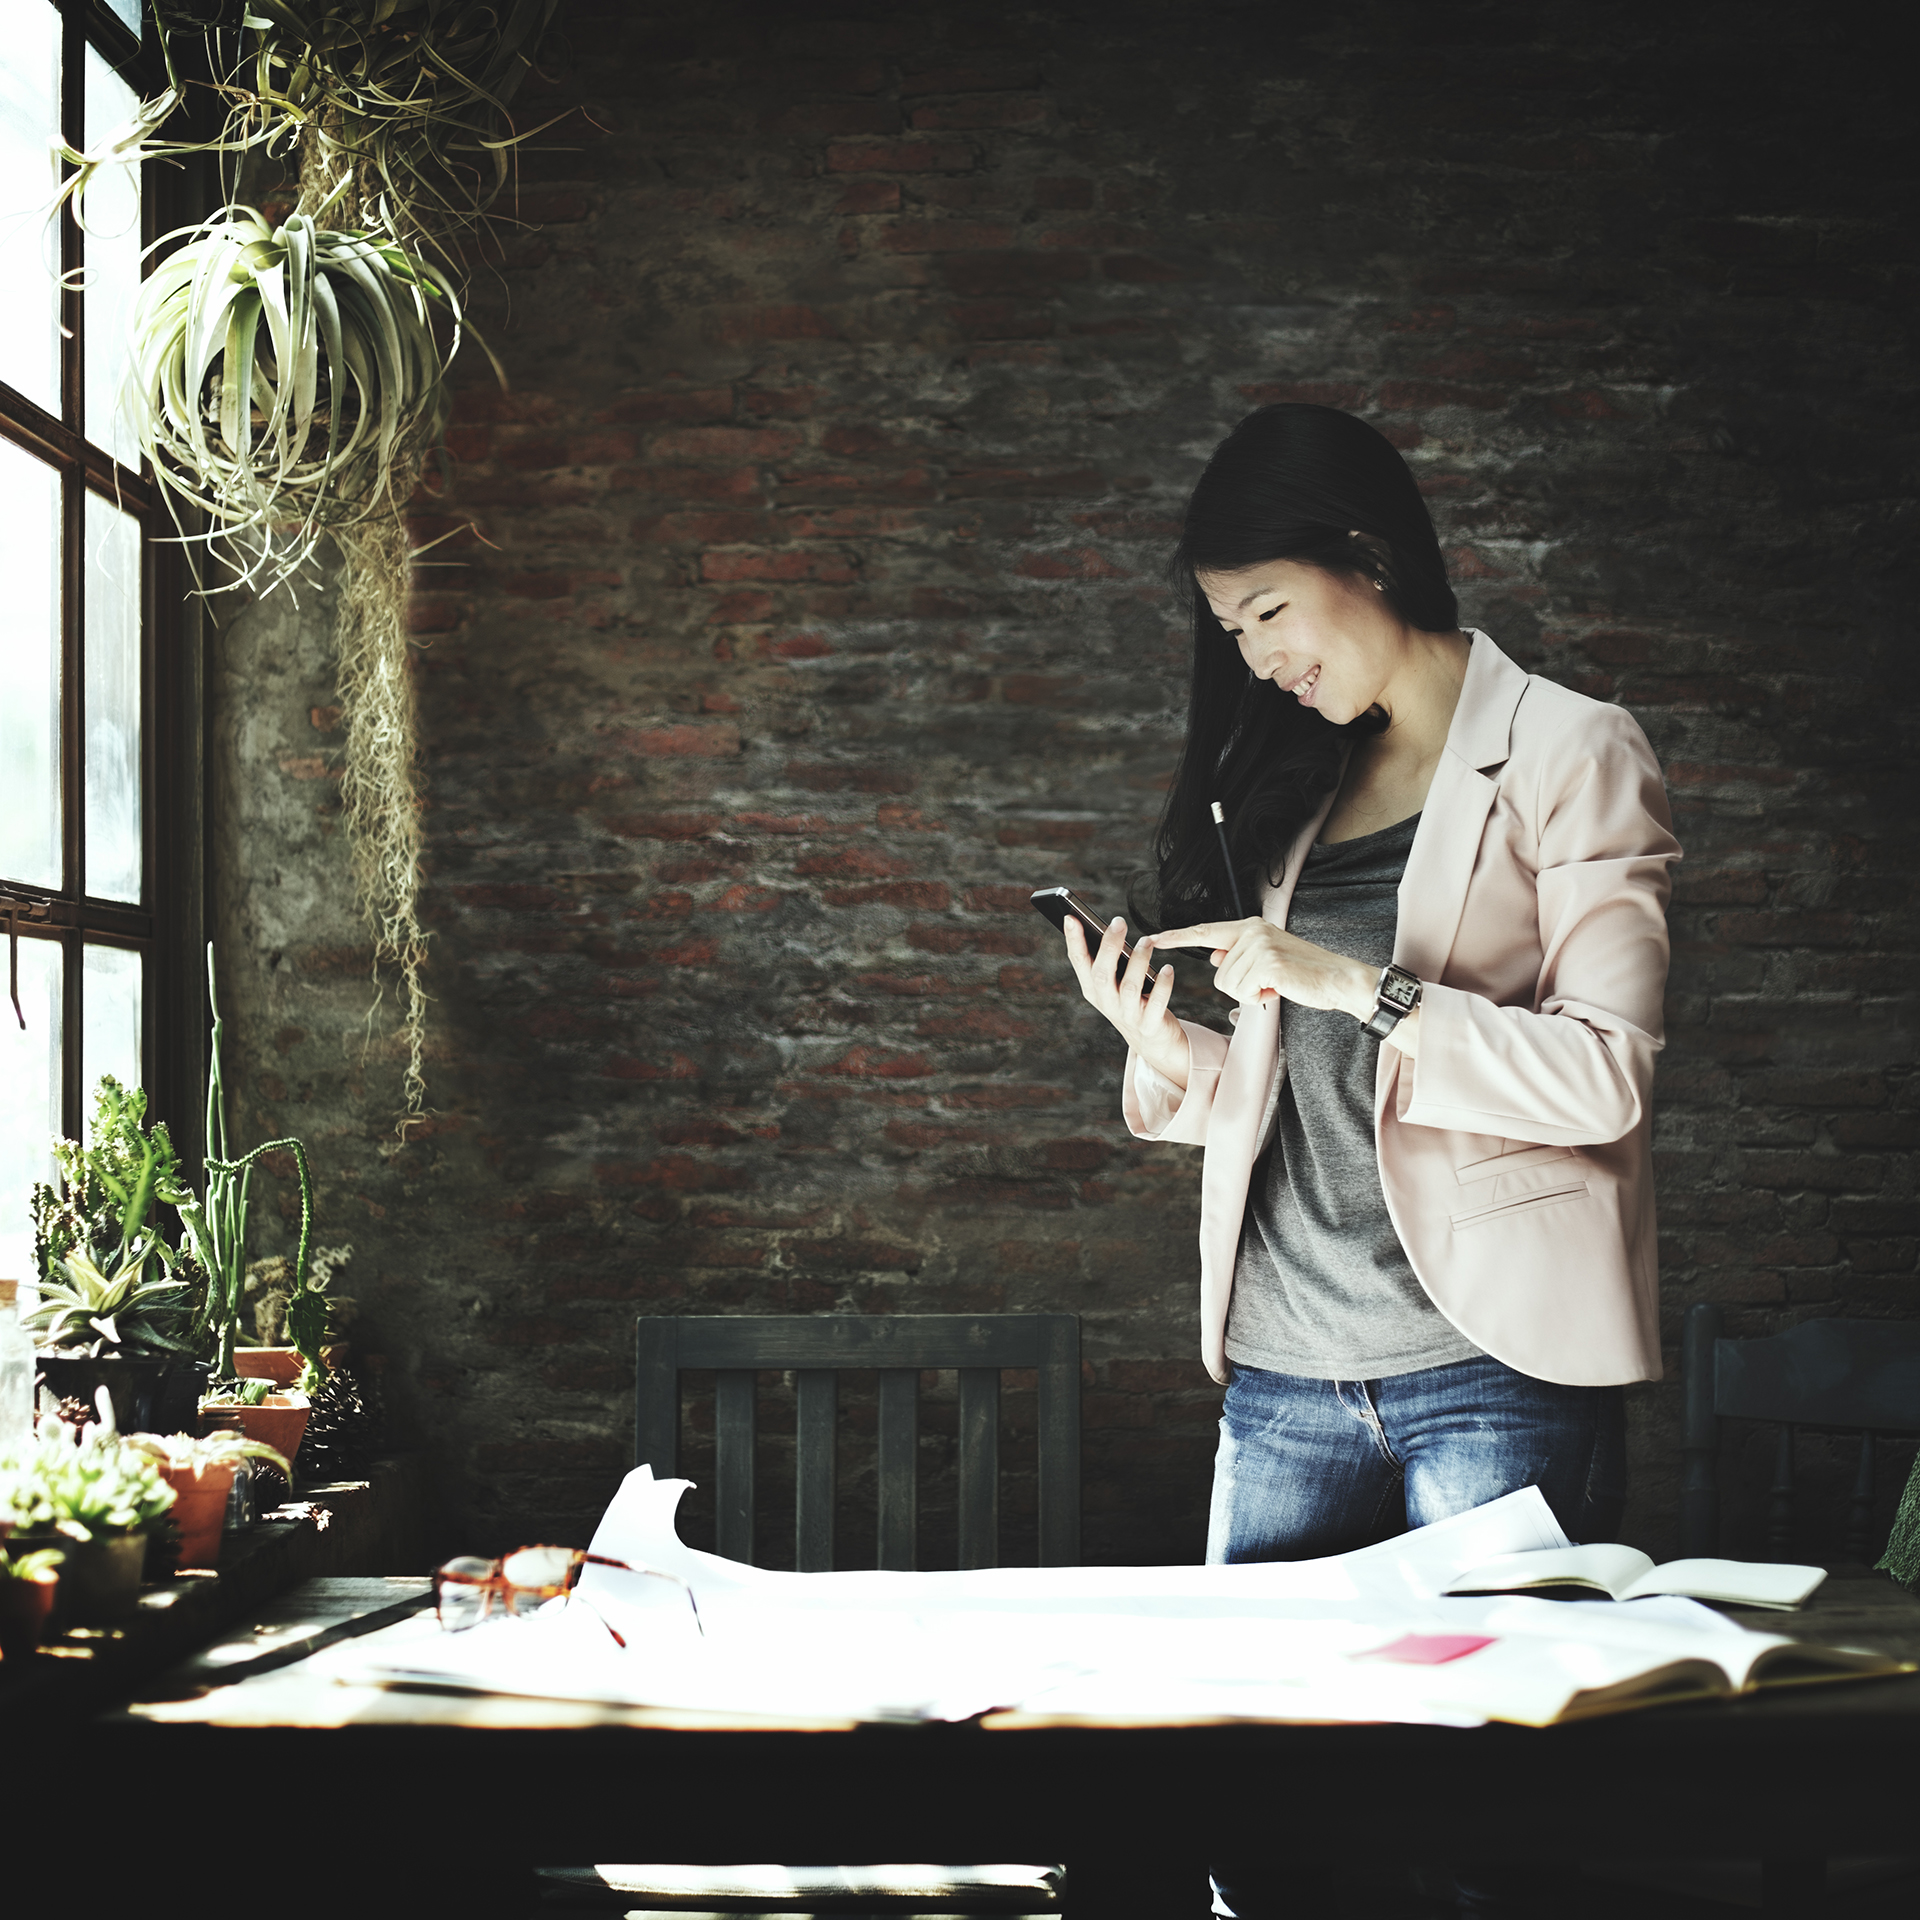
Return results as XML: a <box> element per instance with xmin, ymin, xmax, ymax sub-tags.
<box><xmin>1063</xmin><ymin>916</ymin><xmax>1190</xmax><ymax>1094</ymax></box>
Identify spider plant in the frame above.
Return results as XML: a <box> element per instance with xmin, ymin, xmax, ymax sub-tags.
<box><xmin>128</xmin><ymin>194</ymin><xmax>470</xmax><ymax>593</ymax></box>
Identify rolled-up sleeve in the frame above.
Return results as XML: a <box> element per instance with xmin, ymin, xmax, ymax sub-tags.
<box><xmin>1400</xmin><ymin>703</ymin><xmax>1681</xmax><ymax>1147</ymax></box>
<box><xmin>1123</xmin><ymin>1020</ymin><xmax>1231</xmax><ymax>1144</ymax></box>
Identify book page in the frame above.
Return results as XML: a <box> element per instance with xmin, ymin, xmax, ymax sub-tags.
<box><xmin>1446</xmin><ymin>1543</ymin><xmax>1655</xmax><ymax>1599</ymax></box>
<box><xmin>1619</xmin><ymin>1558</ymin><xmax>1826</xmax><ymax>1610</ymax></box>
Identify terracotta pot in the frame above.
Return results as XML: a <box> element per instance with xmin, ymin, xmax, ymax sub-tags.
<box><xmin>199</xmin><ymin>1393</ymin><xmax>309</xmax><ymax>1471</ymax></box>
<box><xmin>37</xmin><ymin>1531</ymin><xmax>147</xmax><ymax>1626</ymax></box>
<box><xmin>0</xmin><ymin>1572</ymin><xmax>58</xmax><ymax>1658</ymax></box>
<box><xmin>232</xmin><ymin>1344</ymin><xmax>346</xmax><ymax>1386</ymax></box>
<box><xmin>161</xmin><ymin>1462</ymin><xmax>235</xmax><ymax>1570</ymax></box>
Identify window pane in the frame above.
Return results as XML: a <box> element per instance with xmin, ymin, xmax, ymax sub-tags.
<box><xmin>0</xmin><ymin>2</ymin><xmax>60</xmax><ymax>414</ymax></box>
<box><xmin>83</xmin><ymin>942</ymin><xmax>141</xmax><ymax>1114</ymax></box>
<box><xmin>104</xmin><ymin>0</ymin><xmax>143</xmax><ymax>37</ymax></box>
<box><xmin>85</xmin><ymin>490</ymin><xmax>142</xmax><ymax>901</ymax></box>
<box><xmin>0</xmin><ymin>936</ymin><xmax>62</xmax><ymax>1292</ymax></box>
<box><xmin>82</xmin><ymin>46</ymin><xmax>142</xmax><ymax>467</ymax></box>
<box><xmin>0</xmin><ymin>436</ymin><xmax>62</xmax><ymax>890</ymax></box>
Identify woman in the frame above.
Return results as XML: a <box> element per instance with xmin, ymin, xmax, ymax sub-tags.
<box><xmin>1063</xmin><ymin>404</ymin><xmax>1681</xmax><ymax>1568</ymax></box>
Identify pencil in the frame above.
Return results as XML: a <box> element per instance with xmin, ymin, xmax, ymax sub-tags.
<box><xmin>1211</xmin><ymin>800</ymin><xmax>1247</xmax><ymax>918</ymax></box>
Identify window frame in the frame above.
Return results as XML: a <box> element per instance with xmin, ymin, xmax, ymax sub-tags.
<box><xmin>0</xmin><ymin>0</ymin><xmax>194</xmax><ymax>1162</ymax></box>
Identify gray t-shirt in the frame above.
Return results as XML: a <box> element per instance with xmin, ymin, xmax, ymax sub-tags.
<box><xmin>1225</xmin><ymin>811</ymin><xmax>1482</xmax><ymax>1380</ymax></box>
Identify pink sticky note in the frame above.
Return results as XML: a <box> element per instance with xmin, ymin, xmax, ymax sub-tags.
<box><xmin>1354</xmin><ymin>1633</ymin><xmax>1495</xmax><ymax>1666</ymax></box>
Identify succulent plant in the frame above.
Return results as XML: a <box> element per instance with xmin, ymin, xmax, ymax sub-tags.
<box><xmin>126</xmin><ymin>1428</ymin><xmax>293</xmax><ymax>1483</ymax></box>
<box><xmin>0</xmin><ymin>1428</ymin><xmax>178</xmax><ymax>1543</ymax></box>
<box><xmin>22</xmin><ymin>1242</ymin><xmax>195</xmax><ymax>1361</ymax></box>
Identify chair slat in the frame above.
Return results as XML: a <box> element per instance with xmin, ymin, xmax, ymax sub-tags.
<box><xmin>957</xmin><ymin>1368</ymin><xmax>1000</xmax><ymax>1570</ymax></box>
<box><xmin>1036</xmin><ymin>1313</ymin><xmax>1080</xmax><ymax>1567</ymax></box>
<box><xmin>715</xmin><ymin>1370</ymin><xmax>756</xmax><ymax>1564</ymax></box>
<box><xmin>673</xmin><ymin>1314</ymin><xmax>1060</xmax><ymax>1372</ymax></box>
<box><xmin>635</xmin><ymin>1319</ymin><xmax>681</xmax><ymax>1475</ymax></box>
<box><xmin>1845</xmin><ymin>1431</ymin><xmax>1875</xmax><ymax>1564</ymax></box>
<box><xmin>796</xmin><ymin>1369</ymin><xmax>837</xmax><ymax>1573</ymax></box>
<box><xmin>1680</xmin><ymin>1303</ymin><xmax>1721</xmax><ymax>1557</ymax></box>
<box><xmin>1767</xmin><ymin>1424</ymin><xmax>1796</xmax><ymax>1562</ymax></box>
<box><xmin>877</xmin><ymin>1368</ymin><xmax>918</xmax><ymax>1571</ymax></box>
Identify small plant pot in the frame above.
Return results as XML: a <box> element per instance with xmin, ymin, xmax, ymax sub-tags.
<box><xmin>39</xmin><ymin>1532</ymin><xmax>147</xmax><ymax>1626</ymax></box>
<box><xmin>160</xmin><ymin>1462</ymin><xmax>236</xmax><ymax>1570</ymax></box>
<box><xmin>232</xmin><ymin>1344</ymin><xmax>346</xmax><ymax>1387</ymax></box>
<box><xmin>35</xmin><ymin>1355</ymin><xmax>170</xmax><ymax>1432</ymax></box>
<box><xmin>0</xmin><ymin>1572</ymin><xmax>59</xmax><ymax>1658</ymax></box>
<box><xmin>200</xmin><ymin>1394</ymin><xmax>310</xmax><ymax>1473</ymax></box>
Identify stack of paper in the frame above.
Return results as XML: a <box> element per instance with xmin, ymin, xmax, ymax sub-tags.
<box><xmin>349</xmin><ymin>1467</ymin><xmax>1907</xmax><ymax>1729</ymax></box>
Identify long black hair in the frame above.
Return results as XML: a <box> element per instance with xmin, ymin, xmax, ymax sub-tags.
<box><xmin>1136</xmin><ymin>404</ymin><xmax>1460</xmax><ymax>931</ymax></box>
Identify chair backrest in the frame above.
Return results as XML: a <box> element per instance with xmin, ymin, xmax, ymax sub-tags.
<box><xmin>1681</xmin><ymin>1303</ymin><xmax>1920</xmax><ymax>1561</ymax></box>
<box><xmin>635</xmin><ymin>1313</ymin><xmax>1080</xmax><ymax>1573</ymax></box>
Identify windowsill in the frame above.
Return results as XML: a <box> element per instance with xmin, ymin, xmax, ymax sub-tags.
<box><xmin>0</xmin><ymin>1452</ymin><xmax>437</xmax><ymax>1727</ymax></box>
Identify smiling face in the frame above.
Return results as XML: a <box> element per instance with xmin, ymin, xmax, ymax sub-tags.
<box><xmin>1197</xmin><ymin>557</ymin><xmax>1410</xmax><ymax>727</ymax></box>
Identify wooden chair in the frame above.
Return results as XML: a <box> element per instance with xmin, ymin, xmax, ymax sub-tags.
<box><xmin>634</xmin><ymin>1311</ymin><xmax>1080</xmax><ymax>1571</ymax></box>
<box><xmin>1681</xmin><ymin>1302</ymin><xmax>1920</xmax><ymax>1560</ymax></box>
<box><xmin>539</xmin><ymin>1313</ymin><xmax>1081</xmax><ymax>1916</ymax></box>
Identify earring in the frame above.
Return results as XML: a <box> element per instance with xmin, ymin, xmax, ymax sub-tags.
<box><xmin>1372</xmin><ymin>578</ymin><xmax>1386</xmax><ymax>592</ymax></box>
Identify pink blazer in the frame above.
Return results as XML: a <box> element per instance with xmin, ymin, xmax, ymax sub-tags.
<box><xmin>1124</xmin><ymin>632</ymin><xmax>1681</xmax><ymax>1389</ymax></box>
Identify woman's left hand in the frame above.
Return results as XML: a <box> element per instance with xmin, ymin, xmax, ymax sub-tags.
<box><xmin>1151</xmin><ymin>919</ymin><xmax>1376</xmax><ymax>1018</ymax></box>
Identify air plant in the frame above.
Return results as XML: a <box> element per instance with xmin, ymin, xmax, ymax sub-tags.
<box><xmin>128</xmin><ymin>196</ymin><xmax>471</xmax><ymax>593</ymax></box>
<box><xmin>39</xmin><ymin>0</ymin><xmax>562</xmax><ymax>1127</ymax></box>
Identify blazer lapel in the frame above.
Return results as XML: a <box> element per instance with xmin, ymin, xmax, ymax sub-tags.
<box><xmin>1395</xmin><ymin>633</ymin><xmax>1527</xmax><ymax>983</ymax></box>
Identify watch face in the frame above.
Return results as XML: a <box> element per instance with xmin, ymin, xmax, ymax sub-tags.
<box><xmin>1379</xmin><ymin>965</ymin><xmax>1420</xmax><ymax>1013</ymax></box>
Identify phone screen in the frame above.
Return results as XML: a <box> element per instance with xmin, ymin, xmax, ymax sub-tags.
<box><xmin>1030</xmin><ymin>888</ymin><xmax>1157</xmax><ymax>990</ymax></box>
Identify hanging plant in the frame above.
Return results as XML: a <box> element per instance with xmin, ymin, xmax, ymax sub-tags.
<box><xmin>129</xmin><ymin>196</ymin><xmax>466</xmax><ymax>589</ymax></box>
<box><xmin>58</xmin><ymin>0</ymin><xmax>565</xmax><ymax>1125</ymax></box>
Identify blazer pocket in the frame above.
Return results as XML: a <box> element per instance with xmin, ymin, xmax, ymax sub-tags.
<box><xmin>1450</xmin><ymin>1147</ymin><xmax>1588</xmax><ymax>1230</ymax></box>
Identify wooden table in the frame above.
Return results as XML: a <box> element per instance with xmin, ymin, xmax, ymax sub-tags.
<box><xmin>44</xmin><ymin>1572</ymin><xmax>1920</xmax><ymax>1916</ymax></box>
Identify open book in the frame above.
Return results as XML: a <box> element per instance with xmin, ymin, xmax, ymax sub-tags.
<box><xmin>1444</xmin><ymin>1545</ymin><xmax>1826</xmax><ymax>1610</ymax></box>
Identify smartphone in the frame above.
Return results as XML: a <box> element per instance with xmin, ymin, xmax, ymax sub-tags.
<box><xmin>1030</xmin><ymin>887</ymin><xmax>1160</xmax><ymax>991</ymax></box>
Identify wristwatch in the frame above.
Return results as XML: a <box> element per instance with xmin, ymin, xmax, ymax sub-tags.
<box><xmin>1360</xmin><ymin>962</ymin><xmax>1422</xmax><ymax>1040</ymax></box>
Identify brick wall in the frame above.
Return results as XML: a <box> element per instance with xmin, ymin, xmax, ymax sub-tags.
<box><xmin>212</xmin><ymin>0</ymin><xmax>1918</xmax><ymax>1567</ymax></box>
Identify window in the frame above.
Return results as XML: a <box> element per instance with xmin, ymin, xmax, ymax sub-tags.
<box><xmin>0</xmin><ymin>0</ymin><xmax>179</xmax><ymax>1286</ymax></box>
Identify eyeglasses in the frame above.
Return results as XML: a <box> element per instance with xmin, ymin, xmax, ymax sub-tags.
<box><xmin>433</xmin><ymin>1546</ymin><xmax>703</xmax><ymax>1647</ymax></box>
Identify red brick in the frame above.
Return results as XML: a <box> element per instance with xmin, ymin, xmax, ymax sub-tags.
<box><xmin>1376</xmin><ymin>380</ymin><xmax>1507</xmax><ymax>411</ymax></box>
<box><xmin>604</xmin><ymin>812</ymin><xmax>720</xmax><ymax>840</ymax></box>
<box><xmin>651</xmin><ymin>426</ymin><xmax>804</xmax><ymax>462</ymax></box>
<box><xmin>707</xmin><ymin>590</ymin><xmax>775</xmax><ymax>623</ymax></box>
<box><xmin>916</xmin><ymin>1006</ymin><xmax>1036</xmax><ymax>1039</ymax></box>
<box><xmin>824</xmin><ymin>140</ymin><xmax>976</xmax><ymax>172</ymax></box>
<box><xmin>821</xmin><ymin>881</ymin><xmax>952</xmax><ymax>909</ymax></box>
<box><xmin>837</xmin><ymin>180</ymin><xmax>901</xmax><ymax>214</ymax></box>
<box><xmin>786</xmin><ymin>762</ymin><xmax>917</xmax><ymax>793</ymax></box>
<box><xmin>909</xmin><ymin>97</ymin><xmax>1048</xmax><ymax>131</ymax></box>
<box><xmin>908</xmin><ymin>926</ymin><xmax>1039</xmax><ymax>955</ymax></box>
<box><xmin>882</xmin><ymin>220</ymin><xmax>1017</xmax><ymax>252</ymax></box>
<box><xmin>772</xmin><ymin>101</ymin><xmax>902</xmax><ymax>137</ymax></box>
<box><xmin>701</xmin><ymin>549</ymin><xmax>859</xmax><ymax>584</ymax></box>
<box><xmin>900</xmin><ymin>60</ymin><xmax>1044</xmax><ymax>95</ymax></box>
<box><xmin>1237</xmin><ymin>381</ymin><xmax>1368</xmax><ymax>408</ymax></box>
<box><xmin>1033</xmin><ymin>176</ymin><xmax>1095</xmax><ymax>208</ymax></box>
<box><xmin>809</xmin><ymin>1047</ymin><xmax>936</xmax><ymax>1078</ymax></box>
<box><xmin>996</xmin><ymin>818</ymin><xmax>1096</xmax><ymax>848</ymax></box>
<box><xmin>942</xmin><ymin>252</ymin><xmax>1092</xmax><ymax>297</ymax></box>
<box><xmin>595</xmin><ymin>388</ymin><xmax>734</xmax><ymax>425</ymax></box>
<box><xmin>794</xmin><ymin>848</ymin><xmax>912</xmax><ymax>879</ymax></box>
<box><xmin>618</xmin><ymin>724</ymin><xmax>742</xmax><ymax>758</ymax></box>
<box><xmin>1015</xmin><ymin>549</ymin><xmax>1131</xmax><ymax>580</ymax></box>
<box><xmin>703</xmin><ymin>306</ymin><xmax>845</xmax><ymax>345</ymax></box>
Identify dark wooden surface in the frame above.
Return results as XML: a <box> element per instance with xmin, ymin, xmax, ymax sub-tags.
<box><xmin>41</xmin><ymin>1568</ymin><xmax>1920</xmax><ymax>1916</ymax></box>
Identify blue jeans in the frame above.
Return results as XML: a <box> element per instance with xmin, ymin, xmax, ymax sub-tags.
<box><xmin>1207</xmin><ymin>1356</ymin><xmax>1625</xmax><ymax>1917</ymax></box>
<box><xmin>1206</xmin><ymin>1355</ymin><xmax>1626</xmax><ymax>1564</ymax></box>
